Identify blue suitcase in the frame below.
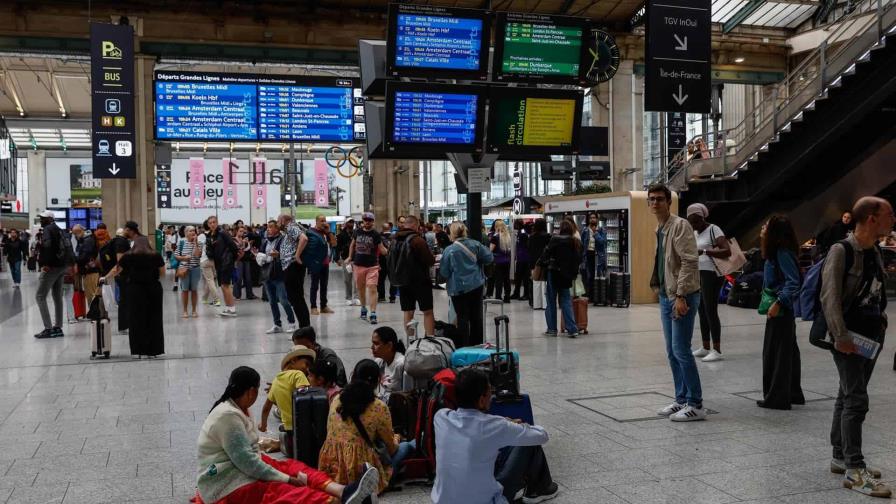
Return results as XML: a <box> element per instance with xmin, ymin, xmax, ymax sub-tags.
<box><xmin>489</xmin><ymin>394</ymin><xmax>534</xmax><ymax>425</ymax></box>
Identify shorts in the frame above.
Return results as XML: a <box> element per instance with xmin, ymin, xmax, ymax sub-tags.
<box><xmin>179</xmin><ymin>267</ymin><xmax>202</xmax><ymax>291</ymax></box>
<box><xmin>217</xmin><ymin>266</ymin><xmax>235</xmax><ymax>286</ymax></box>
<box><xmin>399</xmin><ymin>283</ymin><xmax>434</xmax><ymax>312</ymax></box>
<box><xmin>354</xmin><ymin>264</ymin><xmax>380</xmax><ymax>287</ymax></box>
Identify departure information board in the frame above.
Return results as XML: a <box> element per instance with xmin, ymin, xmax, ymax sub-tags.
<box><xmin>487</xmin><ymin>88</ymin><xmax>583</xmax><ymax>156</ymax></box>
<box><xmin>494</xmin><ymin>13</ymin><xmax>587</xmax><ymax>85</ymax></box>
<box><xmin>153</xmin><ymin>72</ymin><xmax>364</xmax><ymax>142</ymax></box>
<box><xmin>387</xmin><ymin>4</ymin><xmax>491</xmax><ymax>80</ymax></box>
<box><xmin>384</xmin><ymin>82</ymin><xmax>485</xmax><ymax>155</ymax></box>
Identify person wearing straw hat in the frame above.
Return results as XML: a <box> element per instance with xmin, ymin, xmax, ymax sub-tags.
<box><xmin>686</xmin><ymin>203</ymin><xmax>731</xmax><ymax>363</ymax></box>
<box><xmin>259</xmin><ymin>345</ymin><xmax>316</xmax><ymax>457</ymax></box>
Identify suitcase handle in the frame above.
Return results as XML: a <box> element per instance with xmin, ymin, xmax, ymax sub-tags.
<box><xmin>493</xmin><ymin>315</ymin><xmax>510</xmax><ymax>352</ymax></box>
<box><xmin>483</xmin><ymin>298</ymin><xmax>504</xmax><ymax>338</ymax></box>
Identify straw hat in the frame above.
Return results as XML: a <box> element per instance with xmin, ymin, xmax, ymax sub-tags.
<box><xmin>281</xmin><ymin>345</ymin><xmax>316</xmax><ymax>370</ymax></box>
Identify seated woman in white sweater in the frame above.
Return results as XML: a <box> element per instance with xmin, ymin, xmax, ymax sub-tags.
<box><xmin>191</xmin><ymin>366</ymin><xmax>379</xmax><ymax>504</ymax></box>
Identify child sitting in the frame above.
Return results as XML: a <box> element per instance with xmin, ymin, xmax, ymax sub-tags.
<box><xmin>308</xmin><ymin>359</ymin><xmax>342</xmax><ymax>405</ymax></box>
<box><xmin>259</xmin><ymin>345</ymin><xmax>316</xmax><ymax>457</ymax></box>
<box><xmin>292</xmin><ymin>326</ymin><xmax>348</xmax><ymax>387</ymax></box>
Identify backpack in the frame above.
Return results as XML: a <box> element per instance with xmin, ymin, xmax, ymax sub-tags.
<box><xmin>58</xmin><ymin>230</ymin><xmax>76</xmax><ymax>266</ymax></box>
<box><xmin>414</xmin><ymin>368</ymin><xmax>456</xmax><ymax>473</ymax></box>
<box><xmin>387</xmin><ymin>234</ymin><xmax>417</xmax><ymax>287</ymax></box>
<box><xmin>405</xmin><ymin>336</ymin><xmax>455</xmax><ymax>380</ymax></box>
<box><xmin>795</xmin><ymin>239</ymin><xmax>853</xmax><ymax>321</ymax></box>
<box><xmin>301</xmin><ymin>229</ymin><xmax>328</xmax><ymax>274</ymax></box>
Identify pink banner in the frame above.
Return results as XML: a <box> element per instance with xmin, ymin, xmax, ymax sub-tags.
<box><xmin>222</xmin><ymin>158</ymin><xmax>239</xmax><ymax>209</ymax></box>
<box><xmin>188</xmin><ymin>158</ymin><xmax>205</xmax><ymax>209</ymax></box>
<box><xmin>314</xmin><ymin>159</ymin><xmax>329</xmax><ymax>208</ymax></box>
<box><xmin>252</xmin><ymin>159</ymin><xmax>267</xmax><ymax>209</ymax></box>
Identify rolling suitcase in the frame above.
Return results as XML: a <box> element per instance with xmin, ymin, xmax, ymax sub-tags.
<box><xmin>489</xmin><ymin>393</ymin><xmax>534</xmax><ymax>425</ymax></box>
<box><xmin>562</xmin><ymin>297</ymin><xmax>589</xmax><ymax>334</ymax></box>
<box><xmin>489</xmin><ymin>315</ymin><xmax>520</xmax><ymax>402</ymax></box>
<box><xmin>592</xmin><ymin>276</ymin><xmax>609</xmax><ymax>306</ymax></box>
<box><xmin>90</xmin><ymin>317</ymin><xmax>111</xmax><ymax>360</ymax></box>
<box><xmin>609</xmin><ymin>272</ymin><xmax>631</xmax><ymax>307</ymax></box>
<box><xmin>291</xmin><ymin>387</ymin><xmax>329</xmax><ymax>468</ymax></box>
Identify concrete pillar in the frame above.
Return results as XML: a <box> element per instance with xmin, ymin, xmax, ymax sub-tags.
<box><xmin>370</xmin><ymin>159</ymin><xmax>420</xmax><ymax>224</ymax></box>
<box><xmin>610</xmin><ymin>60</ymin><xmax>645</xmax><ymax>191</ymax></box>
<box><xmin>26</xmin><ymin>150</ymin><xmax>46</xmax><ymax>225</ymax></box>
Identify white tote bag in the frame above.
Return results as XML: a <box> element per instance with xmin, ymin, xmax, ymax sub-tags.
<box><xmin>532</xmin><ymin>280</ymin><xmax>547</xmax><ymax>309</ymax></box>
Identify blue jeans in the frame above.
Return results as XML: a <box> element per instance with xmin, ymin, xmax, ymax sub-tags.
<box><xmin>9</xmin><ymin>260</ymin><xmax>22</xmax><ymax>284</ymax></box>
<box><xmin>390</xmin><ymin>440</ymin><xmax>416</xmax><ymax>483</ymax></box>
<box><xmin>265</xmin><ymin>279</ymin><xmax>295</xmax><ymax>327</ymax></box>
<box><xmin>545</xmin><ymin>272</ymin><xmax>577</xmax><ymax>334</ymax></box>
<box><xmin>659</xmin><ymin>292</ymin><xmax>703</xmax><ymax>407</ymax></box>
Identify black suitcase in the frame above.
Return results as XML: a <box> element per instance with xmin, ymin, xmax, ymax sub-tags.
<box><xmin>291</xmin><ymin>387</ymin><xmax>329</xmax><ymax>468</ymax></box>
<box><xmin>490</xmin><ymin>315</ymin><xmax>520</xmax><ymax>402</ymax></box>
<box><xmin>27</xmin><ymin>256</ymin><xmax>37</xmax><ymax>272</ymax></box>
<box><xmin>609</xmin><ymin>272</ymin><xmax>631</xmax><ymax>307</ymax></box>
<box><xmin>592</xmin><ymin>276</ymin><xmax>609</xmax><ymax>306</ymax></box>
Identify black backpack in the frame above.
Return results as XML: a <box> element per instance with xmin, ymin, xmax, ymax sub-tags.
<box><xmin>387</xmin><ymin>234</ymin><xmax>417</xmax><ymax>287</ymax></box>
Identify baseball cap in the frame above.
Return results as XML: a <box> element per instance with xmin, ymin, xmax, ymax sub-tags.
<box><xmin>39</xmin><ymin>210</ymin><xmax>54</xmax><ymax>218</ymax></box>
<box><xmin>362</xmin><ymin>212</ymin><xmax>375</xmax><ymax>221</ymax></box>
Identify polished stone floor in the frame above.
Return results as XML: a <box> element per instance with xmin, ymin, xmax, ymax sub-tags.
<box><xmin>1</xmin><ymin>265</ymin><xmax>896</xmax><ymax>504</ymax></box>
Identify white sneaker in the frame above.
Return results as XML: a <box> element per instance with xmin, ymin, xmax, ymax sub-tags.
<box><xmin>217</xmin><ymin>308</ymin><xmax>237</xmax><ymax>317</ymax></box>
<box><xmin>670</xmin><ymin>405</ymin><xmax>707</xmax><ymax>422</ymax></box>
<box><xmin>346</xmin><ymin>299</ymin><xmax>354</xmax><ymax>306</ymax></box>
<box><xmin>353</xmin><ymin>298</ymin><xmax>361</xmax><ymax>306</ymax></box>
<box><xmin>702</xmin><ymin>350</ymin><xmax>723</xmax><ymax>362</ymax></box>
<box><xmin>692</xmin><ymin>348</ymin><xmax>710</xmax><ymax>358</ymax></box>
<box><xmin>657</xmin><ymin>402</ymin><xmax>686</xmax><ymax>417</ymax></box>
<box><xmin>13</xmin><ymin>284</ymin><xmax>20</xmax><ymax>288</ymax></box>
<box><xmin>265</xmin><ymin>325</ymin><xmax>283</xmax><ymax>334</ymax></box>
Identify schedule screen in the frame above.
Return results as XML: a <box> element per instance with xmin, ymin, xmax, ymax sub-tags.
<box><xmin>494</xmin><ymin>13</ymin><xmax>586</xmax><ymax>84</ymax></box>
<box><xmin>258</xmin><ymin>82</ymin><xmax>363</xmax><ymax>142</ymax></box>
<box><xmin>391</xmin><ymin>91</ymin><xmax>478</xmax><ymax>145</ymax></box>
<box><xmin>487</xmin><ymin>88</ymin><xmax>583</xmax><ymax>155</ymax></box>
<box><xmin>394</xmin><ymin>14</ymin><xmax>483</xmax><ymax>71</ymax></box>
<box><xmin>155</xmin><ymin>80</ymin><xmax>257</xmax><ymax>140</ymax></box>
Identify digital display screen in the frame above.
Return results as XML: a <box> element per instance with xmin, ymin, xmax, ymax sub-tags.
<box><xmin>387</xmin><ymin>4</ymin><xmax>490</xmax><ymax>80</ymax></box>
<box><xmin>155</xmin><ymin>81</ymin><xmax>258</xmax><ymax>140</ymax></box>
<box><xmin>494</xmin><ymin>13</ymin><xmax>587</xmax><ymax>84</ymax></box>
<box><xmin>384</xmin><ymin>82</ymin><xmax>485</xmax><ymax>155</ymax></box>
<box><xmin>487</xmin><ymin>88</ymin><xmax>583</xmax><ymax>155</ymax></box>
<box><xmin>258</xmin><ymin>83</ymin><xmax>363</xmax><ymax>142</ymax></box>
<box><xmin>69</xmin><ymin>208</ymin><xmax>87</xmax><ymax>219</ymax></box>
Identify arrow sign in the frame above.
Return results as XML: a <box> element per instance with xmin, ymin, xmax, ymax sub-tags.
<box><xmin>645</xmin><ymin>0</ymin><xmax>710</xmax><ymax>113</ymax></box>
<box><xmin>109</xmin><ymin>163</ymin><xmax>120</xmax><ymax>175</ymax></box>
<box><xmin>673</xmin><ymin>34</ymin><xmax>688</xmax><ymax>51</ymax></box>
<box><xmin>673</xmin><ymin>85</ymin><xmax>689</xmax><ymax>105</ymax></box>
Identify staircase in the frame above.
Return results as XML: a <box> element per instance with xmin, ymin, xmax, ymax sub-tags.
<box><xmin>664</xmin><ymin>0</ymin><xmax>896</xmax><ymax>240</ymax></box>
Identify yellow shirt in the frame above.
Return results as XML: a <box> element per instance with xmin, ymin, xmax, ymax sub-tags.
<box><xmin>267</xmin><ymin>369</ymin><xmax>310</xmax><ymax>430</ymax></box>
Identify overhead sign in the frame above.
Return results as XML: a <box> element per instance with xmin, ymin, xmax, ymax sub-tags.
<box><xmin>156</xmin><ymin>164</ymin><xmax>172</xmax><ymax>208</ymax></box>
<box><xmin>90</xmin><ymin>23</ymin><xmax>137</xmax><ymax>179</ymax></box>
<box><xmin>666</xmin><ymin>112</ymin><xmax>687</xmax><ymax>162</ymax></box>
<box><xmin>645</xmin><ymin>0</ymin><xmax>711</xmax><ymax>113</ymax></box>
<box><xmin>467</xmin><ymin>167</ymin><xmax>492</xmax><ymax>193</ymax></box>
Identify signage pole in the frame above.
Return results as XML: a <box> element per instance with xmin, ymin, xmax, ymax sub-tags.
<box><xmin>289</xmin><ymin>143</ymin><xmax>295</xmax><ymax>217</ymax></box>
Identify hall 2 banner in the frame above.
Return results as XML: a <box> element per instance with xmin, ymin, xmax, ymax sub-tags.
<box><xmin>189</xmin><ymin>158</ymin><xmax>206</xmax><ymax>209</ymax></box>
<box><xmin>222</xmin><ymin>158</ymin><xmax>238</xmax><ymax>209</ymax></box>
<box><xmin>252</xmin><ymin>159</ymin><xmax>267</xmax><ymax>209</ymax></box>
<box><xmin>314</xmin><ymin>159</ymin><xmax>329</xmax><ymax>208</ymax></box>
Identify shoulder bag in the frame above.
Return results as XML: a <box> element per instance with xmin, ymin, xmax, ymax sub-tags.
<box><xmin>175</xmin><ymin>240</ymin><xmax>189</xmax><ymax>279</ymax></box>
<box><xmin>709</xmin><ymin>226</ymin><xmax>747</xmax><ymax>276</ymax></box>
<box><xmin>350</xmin><ymin>415</ymin><xmax>392</xmax><ymax>466</ymax></box>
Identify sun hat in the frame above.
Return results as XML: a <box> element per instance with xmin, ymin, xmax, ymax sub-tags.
<box><xmin>281</xmin><ymin>345</ymin><xmax>316</xmax><ymax>370</ymax></box>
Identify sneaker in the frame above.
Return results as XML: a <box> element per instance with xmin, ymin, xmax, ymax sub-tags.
<box><xmin>217</xmin><ymin>309</ymin><xmax>237</xmax><ymax>317</ymax></box>
<box><xmin>702</xmin><ymin>350</ymin><xmax>723</xmax><ymax>362</ymax></box>
<box><xmin>310</xmin><ymin>308</ymin><xmax>320</xmax><ymax>315</ymax></box>
<box><xmin>670</xmin><ymin>405</ymin><xmax>707</xmax><ymax>422</ymax></box>
<box><xmin>369</xmin><ymin>313</ymin><xmax>377</xmax><ymax>325</ymax></box>
<box><xmin>213</xmin><ymin>300</ymin><xmax>221</xmax><ymax>307</ymax></box>
<box><xmin>360</xmin><ymin>307</ymin><xmax>368</xmax><ymax>320</ymax></box>
<box><xmin>346</xmin><ymin>299</ymin><xmax>354</xmax><ymax>306</ymax></box>
<box><xmin>844</xmin><ymin>468</ymin><xmax>891</xmax><ymax>498</ymax></box>
<box><xmin>34</xmin><ymin>329</ymin><xmax>55</xmax><ymax>339</ymax></box>
<box><xmin>342</xmin><ymin>463</ymin><xmax>379</xmax><ymax>504</ymax></box>
<box><xmin>265</xmin><ymin>325</ymin><xmax>283</xmax><ymax>334</ymax></box>
<box><xmin>353</xmin><ymin>299</ymin><xmax>361</xmax><ymax>306</ymax></box>
<box><xmin>566</xmin><ymin>332</ymin><xmax>579</xmax><ymax>338</ymax></box>
<box><xmin>523</xmin><ymin>482</ymin><xmax>560</xmax><ymax>504</ymax></box>
<box><xmin>657</xmin><ymin>402</ymin><xmax>686</xmax><ymax>417</ymax></box>
<box><xmin>13</xmin><ymin>283</ymin><xmax>19</xmax><ymax>288</ymax></box>
<box><xmin>52</xmin><ymin>327</ymin><xmax>64</xmax><ymax>338</ymax></box>
<box><xmin>543</xmin><ymin>330</ymin><xmax>558</xmax><ymax>337</ymax></box>
<box><xmin>321</xmin><ymin>306</ymin><xmax>334</xmax><ymax>314</ymax></box>
<box><xmin>693</xmin><ymin>347</ymin><xmax>710</xmax><ymax>358</ymax></box>
<box><xmin>832</xmin><ymin>460</ymin><xmax>882</xmax><ymax>478</ymax></box>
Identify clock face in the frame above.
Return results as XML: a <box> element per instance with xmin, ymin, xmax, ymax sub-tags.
<box><xmin>584</xmin><ymin>29</ymin><xmax>621</xmax><ymax>84</ymax></box>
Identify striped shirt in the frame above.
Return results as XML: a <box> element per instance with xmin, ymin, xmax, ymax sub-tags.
<box><xmin>178</xmin><ymin>239</ymin><xmax>201</xmax><ymax>269</ymax></box>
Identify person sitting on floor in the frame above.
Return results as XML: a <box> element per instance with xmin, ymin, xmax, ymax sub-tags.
<box><xmin>193</xmin><ymin>366</ymin><xmax>379</xmax><ymax>504</ymax></box>
<box><xmin>258</xmin><ymin>345</ymin><xmax>315</xmax><ymax>457</ymax></box>
<box><xmin>318</xmin><ymin>359</ymin><xmax>416</xmax><ymax>494</ymax></box>
<box><xmin>432</xmin><ymin>368</ymin><xmax>560</xmax><ymax>504</ymax></box>
<box><xmin>309</xmin><ymin>358</ymin><xmax>342</xmax><ymax>405</ymax></box>
<box><xmin>370</xmin><ymin>326</ymin><xmax>407</xmax><ymax>403</ymax></box>
<box><xmin>293</xmin><ymin>326</ymin><xmax>348</xmax><ymax>387</ymax></box>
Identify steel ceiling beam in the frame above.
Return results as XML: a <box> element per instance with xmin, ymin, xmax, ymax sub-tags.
<box><xmin>723</xmin><ymin>0</ymin><xmax>767</xmax><ymax>33</ymax></box>
<box><xmin>557</xmin><ymin>0</ymin><xmax>576</xmax><ymax>14</ymax></box>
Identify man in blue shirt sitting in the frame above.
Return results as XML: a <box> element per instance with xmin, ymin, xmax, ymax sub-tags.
<box><xmin>432</xmin><ymin>368</ymin><xmax>559</xmax><ymax>504</ymax></box>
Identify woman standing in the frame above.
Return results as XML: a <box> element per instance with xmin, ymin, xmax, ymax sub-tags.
<box><xmin>193</xmin><ymin>366</ymin><xmax>379</xmax><ymax>504</ymax></box>
<box><xmin>489</xmin><ymin>220</ymin><xmax>513</xmax><ymax>302</ymax></box>
<box><xmin>440</xmin><ymin>222</ymin><xmax>494</xmax><ymax>346</ymax></box>
<box><xmin>686</xmin><ymin>204</ymin><xmax>731</xmax><ymax>362</ymax></box>
<box><xmin>538</xmin><ymin>220</ymin><xmax>582</xmax><ymax>338</ymax></box>
<box><xmin>527</xmin><ymin>219</ymin><xmax>551</xmax><ymax>309</ymax></box>
<box><xmin>116</xmin><ymin>236</ymin><xmax>165</xmax><ymax>358</ymax></box>
<box><xmin>176</xmin><ymin>226</ymin><xmax>203</xmax><ymax>318</ymax></box>
<box><xmin>758</xmin><ymin>215</ymin><xmax>806</xmax><ymax>410</ymax></box>
<box><xmin>510</xmin><ymin>220</ymin><xmax>531</xmax><ymax>301</ymax></box>
<box><xmin>2</xmin><ymin>229</ymin><xmax>27</xmax><ymax>287</ymax></box>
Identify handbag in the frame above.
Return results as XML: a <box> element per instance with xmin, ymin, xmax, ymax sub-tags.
<box><xmin>176</xmin><ymin>266</ymin><xmax>188</xmax><ymax>279</ymax></box>
<box><xmin>572</xmin><ymin>275</ymin><xmax>586</xmax><ymax>298</ymax></box>
<box><xmin>532</xmin><ymin>264</ymin><xmax>546</xmax><ymax>282</ymax></box>
<box><xmin>351</xmin><ymin>415</ymin><xmax>392</xmax><ymax>466</ymax></box>
<box><xmin>757</xmin><ymin>288</ymin><xmax>778</xmax><ymax>315</ymax></box>
<box><xmin>710</xmin><ymin>233</ymin><xmax>747</xmax><ymax>276</ymax></box>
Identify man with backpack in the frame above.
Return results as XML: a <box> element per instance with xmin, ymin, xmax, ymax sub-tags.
<box><xmin>34</xmin><ymin>210</ymin><xmax>71</xmax><ymax>339</ymax></box>
<box><xmin>820</xmin><ymin>196</ymin><xmax>893</xmax><ymax>498</ymax></box>
<box><xmin>389</xmin><ymin>215</ymin><xmax>436</xmax><ymax>336</ymax></box>
<box><xmin>348</xmin><ymin>212</ymin><xmax>389</xmax><ymax>325</ymax></box>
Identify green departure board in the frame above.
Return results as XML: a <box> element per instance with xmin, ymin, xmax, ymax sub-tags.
<box><xmin>501</xmin><ymin>22</ymin><xmax>583</xmax><ymax>77</ymax></box>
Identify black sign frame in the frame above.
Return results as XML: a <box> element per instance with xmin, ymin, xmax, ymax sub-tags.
<box><xmin>91</xmin><ymin>22</ymin><xmax>137</xmax><ymax>179</ymax></box>
<box><xmin>485</xmin><ymin>86</ymin><xmax>584</xmax><ymax>158</ymax></box>
<box><xmin>492</xmin><ymin>11</ymin><xmax>590</xmax><ymax>86</ymax></box>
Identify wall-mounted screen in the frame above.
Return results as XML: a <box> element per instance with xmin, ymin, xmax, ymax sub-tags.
<box><xmin>386</xmin><ymin>3</ymin><xmax>491</xmax><ymax>81</ymax></box>
<box><xmin>487</xmin><ymin>87</ymin><xmax>583</xmax><ymax>157</ymax></box>
<box><xmin>493</xmin><ymin>12</ymin><xmax>588</xmax><ymax>85</ymax></box>
<box><xmin>153</xmin><ymin>72</ymin><xmax>364</xmax><ymax>142</ymax></box>
<box><xmin>384</xmin><ymin>81</ymin><xmax>486</xmax><ymax>156</ymax></box>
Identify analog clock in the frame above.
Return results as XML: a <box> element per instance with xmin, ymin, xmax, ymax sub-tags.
<box><xmin>584</xmin><ymin>29</ymin><xmax>621</xmax><ymax>84</ymax></box>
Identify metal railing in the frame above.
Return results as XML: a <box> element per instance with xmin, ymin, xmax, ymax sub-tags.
<box><xmin>661</xmin><ymin>0</ymin><xmax>896</xmax><ymax>190</ymax></box>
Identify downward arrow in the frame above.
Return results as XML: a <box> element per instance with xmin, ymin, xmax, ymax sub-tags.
<box><xmin>674</xmin><ymin>34</ymin><xmax>688</xmax><ymax>51</ymax></box>
<box><xmin>672</xmin><ymin>85</ymin><xmax>688</xmax><ymax>106</ymax></box>
<box><xmin>109</xmin><ymin>163</ymin><xmax>120</xmax><ymax>175</ymax></box>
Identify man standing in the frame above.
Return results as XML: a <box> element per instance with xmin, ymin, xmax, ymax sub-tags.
<box><xmin>336</xmin><ymin>218</ymin><xmax>357</xmax><ymax>306</ymax></box>
<box><xmin>580</xmin><ymin>213</ymin><xmax>607</xmax><ymax>301</ymax></box>
<box><xmin>198</xmin><ymin>219</ymin><xmax>220</xmax><ymax>306</ymax></box>
<box><xmin>821</xmin><ymin>197</ymin><xmax>893</xmax><ymax>498</ymax></box>
<box><xmin>377</xmin><ymin>222</ymin><xmax>396</xmax><ymax>303</ymax></box>
<box><xmin>34</xmin><ymin>210</ymin><xmax>69</xmax><ymax>339</ymax></box>
<box><xmin>206</xmin><ymin>216</ymin><xmax>239</xmax><ymax>317</ymax></box>
<box><xmin>259</xmin><ymin>220</ymin><xmax>295</xmax><ymax>333</ymax></box>
<box><xmin>277</xmin><ymin>213</ymin><xmax>310</xmax><ymax>328</ymax></box>
<box><xmin>309</xmin><ymin>215</ymin><xmax>335</xmax><ymax>315</ymax></box>
<box><xmin>391</xmin><ymin>215</ymin><xmax>436</xmax><ymax>336</ymax></box>
<box><xmin>348</xmin><ymin>212</ymin><xmax>388</xmax><ymax>325</ymax></box>
<box><xmin>648</xmin><ymin>183</ymin><xmax>705</xmax><ymax>422</ymax></box>
<box><xmin>75</xmin><ymin>224</ymin><xmax>102</xmax><ymax>306</ymax></box>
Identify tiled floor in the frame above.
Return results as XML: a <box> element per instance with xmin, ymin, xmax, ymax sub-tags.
<box><xmin>1</xmin><ymin>266</ymin><xmax>896</xmax><ymax>504</ymax></box>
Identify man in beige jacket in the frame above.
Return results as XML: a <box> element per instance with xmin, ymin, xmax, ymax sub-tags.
<box><xmin>648</xmin><ymin>183</ymin><xmax>705</xmax><ymax>422</ymax></box>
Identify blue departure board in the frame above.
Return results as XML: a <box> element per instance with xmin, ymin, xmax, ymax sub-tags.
<box><xmin>391</xmin><ymin>91</ymin><xmax>478</xmax><ymax>144</ymax></box>
<box><xmin>155</xmin><ymin>81</ymin><xmax>257</xmax><ymax>140</ymax></box>
<box><xmin>394</xmin><ymin>14</ymin><xmax>483</xmax><ymax>71</ymax></box>
<box><xmin>258</xmin><ymin>85</ymin><xmax>357</xmax><ymax>142</ymax></box>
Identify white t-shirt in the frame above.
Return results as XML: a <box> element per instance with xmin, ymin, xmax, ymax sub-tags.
<box><xmin>695</xmin><ymin>224</ymin><xmax>724</xmax><ymax>272</ymax></box>
<box><xmin>375</xmin><ymin>353</ymin><xmax>406</xmax><ymax>402</ymax></box>
<box><xmin>197</xmin><ymin>233</ymin><xmax>209</xmax><ymax>262</ymax></box>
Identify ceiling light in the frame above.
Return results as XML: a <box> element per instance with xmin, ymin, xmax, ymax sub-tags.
<box><xmin>734</xmin><ymin>57</ymin><xmax>745</xmax><ymax>63</ymax></box>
